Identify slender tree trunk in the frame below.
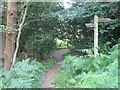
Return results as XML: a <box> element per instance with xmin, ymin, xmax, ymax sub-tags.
<box><xmin>4</xmin><ymin>1</ymin><xmax>17</xmax><ymax>70</ymax></box>
<box><xmin>11</xmin><ymin>4</ymin><xmax>28</xmax><ymax>69</ymax></box>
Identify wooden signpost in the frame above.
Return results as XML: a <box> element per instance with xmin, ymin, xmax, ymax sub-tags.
<box><xmin>85</xmin><ymin>15</ymin><xmax>111</xmax><ymax>58</ymax></box>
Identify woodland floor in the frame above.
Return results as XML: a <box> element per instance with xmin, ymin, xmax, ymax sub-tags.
<box><xmin>41</xmin><ymin>49</ymin><xmax>68</xmax><ymax>88</ymax></box>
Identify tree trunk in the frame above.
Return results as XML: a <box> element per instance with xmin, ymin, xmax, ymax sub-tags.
<box><xmin>4</xmin><ymin>1</ymin><xmax>17</xmax><ymax>70</ymax></box>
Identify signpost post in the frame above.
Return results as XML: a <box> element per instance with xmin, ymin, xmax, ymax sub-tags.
<box><xmin>85</xmin><ymin>15</ymin><xmax>111</xmax><ymax>58</ymax></box>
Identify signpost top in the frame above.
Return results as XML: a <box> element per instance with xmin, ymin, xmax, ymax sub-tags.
<box><xmin>85</xmin><ymin>23</ymin><xmax>94</xmax><ymax>27</ymax></box>
<box><xmin>85</xmin><ymin>16</ymin><xmax>111</xmax><ymax>28</ymax></box>
<box><xmin>98</xmin><ymin>18</ymin><xmax>111</xmax><ymax>22</ymax></box>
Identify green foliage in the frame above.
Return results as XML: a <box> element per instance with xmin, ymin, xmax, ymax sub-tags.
<box><xmin>75</xmin><ymin>60</ymin><xmax>118</xmax><ymax>88</ymax></box>
<box><xmin>40</xmin><ymin>59</ymin><xmax>56</xmax><ymax>69</ymax></box>
<box><xmin>0</xmin><ymin>81</ymin><xmax>3</xmax><ymax>90</ymax></box>
<box><xmin>19</xmin><ymin>2</ymin><xmax>120</xmax><ymax>58</ymax></box>
<box><xmin>1</xmin><ymin>1</ymin><xmax>119</xmax><ymax>89</ymax></box>
<box><xmin>55</xmin><ymin>43</ymin><xmax>119</xmax><ymax>88</ymax></box>
<box><xmin>20</xmin><ymin>2</ymin><xmax>62</xmax><ymax>57</ymax></box>
<box><xmin>56</xmin><ymin>2</ymin><xmax>120</xmax><ymax>50</ymax></box>
<box><xmin>77</xmin><ymin>48</ymin><xmax>94</xmax><ymax>57</ymax></box>
<box><xmin>99</xmin><ymin>42</ymin><xmax>111</xmax><ymax>54</ymax></box>
<box><xmin>56</xmin><ymin>41</ymin><xmax>67</xmax><ymax>49</ymax></box>
<box><xmin>54</xmin><ymin>73</ymin><xmax>71</xmax><ymax>88</ymax></box>
<box><xmin>59</xmin><ymin>55</ymin><xmax>100</xmax><ymax>76</ymax></box>
<box><xmin>62</xmin><ymin>50</ymin><xmax>71</xmax><ymax>56</ymax></box>
<box><xmin>25</xmin><ymin>33</ymin><xmax>56</xmax><ymax>57</ymax></box>
<box><xmin>0</xmin><ymin>59</ymin><xmax>46</xmax><ymax>88</ymax></box>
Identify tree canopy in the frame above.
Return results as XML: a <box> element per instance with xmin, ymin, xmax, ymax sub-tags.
<box><xmin>19</xmin><ymin>2</ymin><xmax>120</xmax><ymax>57</ymax></box>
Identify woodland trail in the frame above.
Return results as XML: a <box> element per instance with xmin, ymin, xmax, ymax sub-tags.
<box><xmin>41</xmin><ymin>49</ymin><xmax>69</xmax><ymax>88</ymax></box>
<box><xmin>51</xmin><ymin>49</ymin><xmax>68</xmax><ymax>62</ymax></box>
<box><xmin>41</xmin><ymin>64</ymin><xmax>61</xmax><ymax>88</ymax></box>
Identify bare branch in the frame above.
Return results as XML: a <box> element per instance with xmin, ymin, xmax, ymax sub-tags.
<box><xmin>10</xmin><ymin>2</ymin><xmax>28</xmax><ymax>70</ymax></box>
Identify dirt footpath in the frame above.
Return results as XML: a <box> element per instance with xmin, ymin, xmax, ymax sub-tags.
<box><xmin>41</xmin><ymin>64</ymin><xmax>61</xmax><ymax>88</ymax></box>
<box><xmin>51</xmin><ymin>49</ymin><xmax>68</xmax><ymax>61</ymax></box>
<box><xmin>41</xmin><ymin>49</ymin><xmax>68</xmax><ymax>88</ymax></box>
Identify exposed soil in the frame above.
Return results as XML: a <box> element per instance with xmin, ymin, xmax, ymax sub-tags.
<box><xmin>51</xmin><ymin>49</ymin><xmax>68</xmax><ymax>62</ymax></box>
<box><xmin>41</xmin><ymin>64</ymin><xmax>61</xmax><ymax>88</ymax></box>
<box><xmin>41</xmin><ymin>49</ymin><xmax>68</xmax><ymax>88</ymax></box>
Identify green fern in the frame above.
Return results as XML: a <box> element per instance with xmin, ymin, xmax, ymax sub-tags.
<box><xmin>0</xmin><ymin>59</ymin><xmax>46</xmax><ymax>88</ymax></box>
<box><xmin>55</xmin><ymin>43</ymin><xmax>119</xmax><ymax>88</ymax></box>
<box><xmin>75</xmin><ymin>60</ymin><xmax>118</xmax><ymax>88</ymax></box>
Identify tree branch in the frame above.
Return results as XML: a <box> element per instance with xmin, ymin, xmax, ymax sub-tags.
<box><xmin>10</xmin><ymin>2</ymin><xmax>28</xmax><ymax>70</ymax></box>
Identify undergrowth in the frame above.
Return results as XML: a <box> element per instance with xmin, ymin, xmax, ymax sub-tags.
<box><xmin>56</xmin><ymin>41</ymin><xmax>67</xmax><ymax>49</ymax></box>
<box><xmin>40</xmin><ymin>59</ymin><xmax>56</xmax><ymax>69</ymax></box>
<box><xmin>62</xmin><ymin>50</ymin><xmax>71</xmax><ymax>56</ymax></box>
<box><xmin>54</xmin><ymin>43</ymin><xmax>119</xmax><ymax>88</ymax></box>
<box><xmin>0</xmin><ymin>59</ymin><xmax>46</xmax><ymax>88</ymax></box>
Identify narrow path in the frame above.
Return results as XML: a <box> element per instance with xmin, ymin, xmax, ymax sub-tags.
<box><xmin>41</xmin><ymin>64</ymin><xmax>61</xmax><ymax>88</ymax></box>
<box><xmin>41</xmin><ymin>49</ymin><xmax>68</xmax><ymax>88</ymax></box>
<box><xmin>51</xmin><ymin>49</ymin><xmax>68</xmax><ymax>61</ymax></box>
